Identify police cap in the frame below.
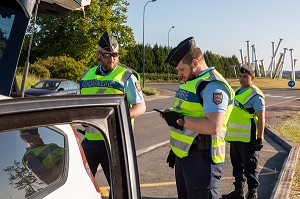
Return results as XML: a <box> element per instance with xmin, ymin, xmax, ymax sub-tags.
<box><xmin>20</xmin><ymin>128</ymin><xmax>39</xmax><ymax>139</ymax></box>
<box><xmin>166</xmin><ymin>36</ymin><xmax>196</xmax><ymax>67</ymax></box>
<box><xmin>98</xmin><ymin>31</ymin><xmax>119</xmax><ymax>51</ymax></box>
<box><xmin>240</xmin><ymin>64</ymin><xmax>255</xmax><ymax>75</ymax></box>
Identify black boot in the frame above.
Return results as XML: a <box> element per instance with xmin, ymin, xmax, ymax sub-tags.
<box><xmin>222</xmin><ymin>182</ymin><xmax>245</xmax><ymax>199</ymax></box>
<box><xmin>247</xmin><ymin>188</ymin><xmax>257</xmax><ymax>199</ymax></box>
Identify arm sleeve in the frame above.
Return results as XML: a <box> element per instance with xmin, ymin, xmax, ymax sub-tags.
<box><xmin>200</xmin><ymin>81</ymin><xmax>230</xmax><ymax>114</ymax></box>
<box><xmin>124</xmin><ymin>74</ymin><xmax>145</xmax><ymax>105</ymax></box>
<box><xmin>252</xmin><ymin>95</ymin><xmax>265</xmax><ymax>112</ymax></box>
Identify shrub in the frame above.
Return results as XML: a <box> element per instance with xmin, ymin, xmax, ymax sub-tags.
<box><xmin>30</xmin><ymin>56</ymin><xmax>87</xmax><ymax>82</ymax></box>
<box><xmin>29</xmin><ymin>61</ymin><xmax>51</xmax><ymax>79</ymax></box>
<box><xmin>142</xmin><ymin>87</ymin><xmax>157</xmax><ymax>96</ymax></box>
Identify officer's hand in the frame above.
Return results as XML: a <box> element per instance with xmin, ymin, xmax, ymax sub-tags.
<box><xmin>253</xmin><ymin>138</ymin><xmax>263</xmax><ymax>151</ymax></box>
<box><xmin>163</xmin><ymin>111</ymin><xmax>184</xmax><ymax>130</ymax></box>
<box><xmin>166</xmin><ymin>149</ymin><xmax>176</xmax><ymax>169</ymax></box>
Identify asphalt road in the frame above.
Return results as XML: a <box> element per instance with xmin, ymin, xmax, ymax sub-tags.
<box><xmin>97</xmin><ymin>83</ymin><xmax>300</xmax><ymax>198</ymax></box>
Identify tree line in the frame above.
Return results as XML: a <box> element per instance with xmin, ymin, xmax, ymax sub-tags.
<box><xmin>120</xmin><ymin>43</ymin><xmax>240</xmax><ymax>78</ymax></box>
<box><xmin>17</xmin><ymin>0</ymin><xmax>240</xmax><ymax>82</ymax></box>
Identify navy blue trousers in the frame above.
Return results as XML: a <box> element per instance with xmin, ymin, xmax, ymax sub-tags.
<box><xmin>229</xmin><ymin>142</ymin><xmax>259</xmax><ymax>189</ymax></box>
<box><xmin>175</xmin><ymin>150</ymin><xmax>223</xmax><ymax>199</ymax></box>
<box><xmin>81</xmin><ymin>139</ymin><xmax>111</xmax><ymax>185</ymax></box>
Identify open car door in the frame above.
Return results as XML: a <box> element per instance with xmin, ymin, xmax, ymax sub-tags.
<box><xmin>0</xmin><ymin>0</ymin><xmax>91</xmax><ymax>96</ymax></box>
<box><xmin>0</xmin><ymin>94</ymin><xmax>141</xmax><ymax>199</ymax></box>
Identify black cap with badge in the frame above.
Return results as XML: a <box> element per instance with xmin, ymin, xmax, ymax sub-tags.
<box><xmin>166</xmin><ymin>36</ymin><xmax>196</xmax><ymax>67</ymax></box>
<box><xmin>240</xmin><ymin>64</ymin><xmax>255</xmax><ymax>75</ymax></box>
<box><xmin>98</xmin><ymin>31</ymin><xmax>119</xmax><ymax>51</ymax></box>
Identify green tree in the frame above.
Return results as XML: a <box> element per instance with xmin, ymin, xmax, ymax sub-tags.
<box><xmin>3</xmin><ymin>160</ymin><xmax>43</xmax><ymax>198</ymax></box>
<box><xmin>20</xmin><ymin>0</ymin><xmax>134</xmax><ymax>67</ymax></box>
<box><xmin>30</xmin><ymin>56</ymin><xmax>87</xmax><ymax>82</ymax></box>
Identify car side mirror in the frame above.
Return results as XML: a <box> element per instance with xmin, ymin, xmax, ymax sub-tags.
<box><xmin>58</xmin><ymin>88</ymin><xmax>64</xmax><ymax>92</ymax></box>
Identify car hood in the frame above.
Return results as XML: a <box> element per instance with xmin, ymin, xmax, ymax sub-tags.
<box><xmin>25</xmin><ymin>88</ymin><xmax>56</xmax><ymax>96</ymax></box>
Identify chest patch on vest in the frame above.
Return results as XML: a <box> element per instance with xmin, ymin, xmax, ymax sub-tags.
<box><xmin>213</xmin><ymin>92</ymin><xmax>223</xmax><ymax>105</ymax></box>
<box><xmin>135</xmin><ymin>82</ymin><xmax>142</xmax><ymax>92</ymax></box>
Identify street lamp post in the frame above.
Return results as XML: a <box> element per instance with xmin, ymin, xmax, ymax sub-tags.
<box><xmin>142</xmin><ymin>0</ymin><xmax>156</xmax><ymax>88</ymax></box>
<box><xmin>167</xmin><ymin>25</ymin><xmax>175</xmax><ymax>82</ymax></box>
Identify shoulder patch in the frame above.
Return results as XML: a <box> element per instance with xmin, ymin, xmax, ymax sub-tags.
<box><xmin>213</xmin><ymin>92</ymin><xmax>223</xmax><ymax>105</ymax></box>
<box><xmin>135</xmin><ymin>82</ymin><xmax>142</xmax><ymax>92</ymax></box>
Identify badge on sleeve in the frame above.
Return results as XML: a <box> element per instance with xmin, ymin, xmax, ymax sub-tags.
<box><xmin>135</xmin><ymin>82</ymin><xmax>142</xmax><ymax>92</ymax></box>
<box><xmin>213</xmin><ymin>92</ymin><xmax>223</xmax><ymax>105</ymax></box>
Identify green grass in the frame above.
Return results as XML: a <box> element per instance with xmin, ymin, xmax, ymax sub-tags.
<box><xmin>142</xmin><ymin>87</ymin><xmax>157</xmax><ymax>96</ymax></box>
<box><xmin>16</xmin><ymin>73</ymin><xmax>40</xmax><ymax>90</ymax></box>
<box><xmin>271</xmin><ymin>112</ymin><xmax>300</xmax><ymax>198</ymax></box>
<box><xmin>227</xmin><ymin>78</ymin><xmax>300</xmax><ymax>89</ymax></box>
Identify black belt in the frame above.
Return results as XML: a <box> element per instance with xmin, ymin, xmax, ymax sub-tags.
<box><xmin>190</xmin><ymin>134</ymin><xmax>210</xmax><ymax>151</ymax></box>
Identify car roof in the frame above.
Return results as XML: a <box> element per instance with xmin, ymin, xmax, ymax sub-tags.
<box><xmin>40</xmin><ymin>79</ymin><xmax>69</xmax><ymax>82</ymax></box>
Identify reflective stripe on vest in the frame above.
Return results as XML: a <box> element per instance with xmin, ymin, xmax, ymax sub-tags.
<box><xmin>226</xmin><ymin>85</ymin><xmax>264</xmax><ymax>142</ymax></box>
<box><xmin>23</xmin><ymin>144</ymin><xmax>64</xmax><ymax>170</ymax></box>
<box><xmin>80</xmin><ymin>64</ymin><xmax>139</xmax><ymax>140</ymax></box>
<box><xmin>170</xmin><ymin>69</ymin><xmax>234</xmax><ymax>164</ymax></box>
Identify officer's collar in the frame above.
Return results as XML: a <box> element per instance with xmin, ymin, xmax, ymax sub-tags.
<box><xmin>97</xmin><ymin>64</ymin><xmax>112</xmax><ymax>75</ymax></box>
<box><xmin>198</xmin><ymin>66</ymin><xmax>215</xmax><ymax>77</ymax></box>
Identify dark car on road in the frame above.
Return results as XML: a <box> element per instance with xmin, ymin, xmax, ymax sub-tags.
<box><xmin>25</xmin><ymin>79</ymin><xmax>80</xmax><ymax>96</ymax></box>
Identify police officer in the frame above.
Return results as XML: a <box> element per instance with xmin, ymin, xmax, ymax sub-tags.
<box><xmin>79</xmin><ymin>31</ymin><xmax>146</xmax><ymax>185</ymax></box>
<box><xmin>160</xmin><ymin>36</ymin><xmax>234</xmax><ymax>199</ymax></box>
<box><xmin>223</xmin><ymin>64</ymin><xmax>265</xmax><ymax>199</ymax></box>
<box><xmin>20</xmin><ymin>128</ymin><xmax>64</xmax><ymax>185</ymax></box>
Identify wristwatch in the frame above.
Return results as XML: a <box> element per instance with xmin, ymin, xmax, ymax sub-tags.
<box><xmin>176</xmin><ymin>116</ymin><xmax>185</xmax><ymax>127</ymax></box>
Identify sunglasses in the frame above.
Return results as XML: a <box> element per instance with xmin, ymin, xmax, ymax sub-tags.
<box><xmin>99</xmin><ymin>52</ymin><xmax>119</xmax><ymax>59</ymax></box>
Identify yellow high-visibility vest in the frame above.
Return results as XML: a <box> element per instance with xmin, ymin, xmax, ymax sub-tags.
<box><xmin>80</xmin><ymin>64</ymin><xmax>140</xmax><ymax>140</ymax></box>
<box><xmin>22</xmin><ymin>143</ymin><xmax>64</xmax><ymax>170</ymax></box>
<box><xmin>170</xmin><ymin>69</ymin><xmax>234</xmax><ymax>164</ymax></box>
<box><xmin>226</xmin><ymin>85</ymin><xmax>264</xmax><ymax>142</ymax></box>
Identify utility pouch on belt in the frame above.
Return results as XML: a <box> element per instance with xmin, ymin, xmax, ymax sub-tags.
<box><xmin>190</xmin><ymin>134</ymin><xmax>210</xmax><ymax>151</ymax></box>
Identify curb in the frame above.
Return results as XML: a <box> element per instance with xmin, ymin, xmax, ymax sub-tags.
<box><xmin>265</xmin><ymin>127</ymin><xmax>299</xmax><ymax>199</ymax></box>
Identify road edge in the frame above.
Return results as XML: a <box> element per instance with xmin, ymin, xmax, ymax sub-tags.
<box><xmin>265</xmin><ymin>127</ymin><xmax>300</xmax><ymax>199</ymax></box>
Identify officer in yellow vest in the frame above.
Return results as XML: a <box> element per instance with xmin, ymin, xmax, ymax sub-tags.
<box><xmin>20</xmin><ymin>128</ymin><xmax>64</xmax><ymax>185</ymax></box>
<box><xmin>80</xmin><ymin>32</ymin><xmax>146</xmax><ymax>186</ymax></box>
<box><xmin>223</xmin><ymin>64</ymin><xmax>265</xmax><ymax>199</ymax></box>
<box><xmin>160</xmin><ymin>36</ymin><xmax>234</xmax><ymax>199</ymax></box>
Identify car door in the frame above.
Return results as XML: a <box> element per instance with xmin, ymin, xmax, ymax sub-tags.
<box><xmin>0</xmin><ymin>94</ymin><xmax>141</xmax><ymax>199</ymax></box>
<box><xmin>67</xmin><ymin>80</ymin><xmax>80</xmax><ymax>94</ymax></box>
<box><xmin>56</xmin><ymin>81</ymin><xmax>69</xmax><ymax>95</ymax></box>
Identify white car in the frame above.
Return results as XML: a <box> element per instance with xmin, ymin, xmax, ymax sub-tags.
<box><xmin>0</xmin><ymin>94</ymin><xmax>140</xmax><ymax>199</ymax></box>
<box><xmin>1</xmin><ymin>1</ymin><xmax>141</xmax><ymax>198</ymax></box>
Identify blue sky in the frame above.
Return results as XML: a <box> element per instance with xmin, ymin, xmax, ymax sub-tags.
<box><xmin>126</xmin><ymin>0</ymin><xmax>300</xmax><ymax>72</ymax></box>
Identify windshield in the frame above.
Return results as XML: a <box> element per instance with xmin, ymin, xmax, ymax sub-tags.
<box><xmin>33</xmin><ymin>81</ymin><xmax>60</xmax><ymax>90</ymax></box>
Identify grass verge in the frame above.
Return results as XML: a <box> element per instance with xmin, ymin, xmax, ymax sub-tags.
<box><xmin>270</xmin><ymin>111</ymin><xmax>300</xmax><ymax>198</ymax></box>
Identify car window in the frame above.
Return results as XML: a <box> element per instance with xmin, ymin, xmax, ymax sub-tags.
<box><xmin>67</xmin><ymin>81</ymin><xmax>79</xmax><ymax>90</ymax></box>
<box><xmin>0</xmin><ymin>2</ymin><xmax>30</xmax><ymax>96</ymax></box>
<box><xmin>0</xmin><ymin>8</ymin><xmax>15</xmax><ymax>61</ymax></box>
<box><xmin>58</xmin><ymin>81</ymin><xmax>68</xmax><ymax>90</ymax></box>
<box><xmin>33</xmin><ymin>81</ymin><xmax>45</xmax><ymax>89</ymax></box>
<box><xmin>0</xmin><ymin>126</ymin><xmax>65</xmax><ymax>199</ymax></box>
